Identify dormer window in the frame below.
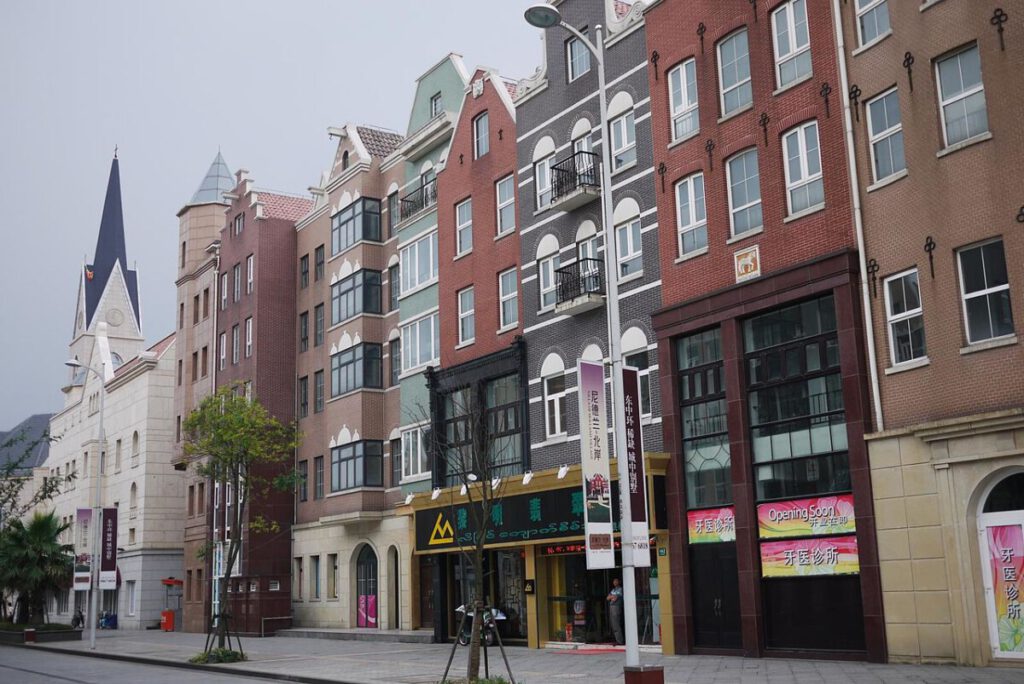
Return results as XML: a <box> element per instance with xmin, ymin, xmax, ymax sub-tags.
<box><xmin>430</xmin><ymin>92</ymin><xmax>443</xmax><ymax>118</ymax></box>
<box><xmin>341</xmin><ymin>150</ymin><xmax>349</xmax><ymax>170</ymax></box>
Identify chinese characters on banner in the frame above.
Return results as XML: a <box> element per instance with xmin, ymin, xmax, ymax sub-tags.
<box><xmin>687</xmin><ymin>507</ymin><xmax>736</xmax><ymax>544</ymax></box>
<box><xmin>760</xmin><ymin>535</ymin><xmax>860</xmax><ymax>577</ymax></box>
<box><xmin>577</xmin><ymin>360</ymin><xmax>614</xmax><ymax>569</ymax></box>
<box><xmin>986</xmin><ymin>525</ymin><xmax>1024</xmax><ymax>653</ymax></box>
<box><xmin>99</xmin><ymin>507</ymin><xmax>118</xmax><ymax>590</ymax></box>
<box><xmin>73</xmin><ymin>508</ymin><xmax>92</xmax><ymax>591</ymax></box>
<box><xmin>621</xmin><ymin>367</ymin><xmax>650</xmax><ymax>567</ymax></box>
<box><xmin>757</xmin><ymin>494</ymin><xmax>857</xmax><ymax>539</ymax></box>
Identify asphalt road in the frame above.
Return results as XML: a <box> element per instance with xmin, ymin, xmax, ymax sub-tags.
<box><xmin>0</xmin><ymin>647</ymin><xmax>286</xmax><ymax>684</ymax></box>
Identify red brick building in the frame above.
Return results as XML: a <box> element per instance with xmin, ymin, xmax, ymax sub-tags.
<box><xmin>645</xmin><ymin>0</ymin><xmax>883</xmax><ymax>661</ymax></box>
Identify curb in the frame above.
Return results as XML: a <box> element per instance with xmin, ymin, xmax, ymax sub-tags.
<box><xmin>0</xmin><ymin>641</ymin><xmax>364</xmax><ymax>684</ymax></box>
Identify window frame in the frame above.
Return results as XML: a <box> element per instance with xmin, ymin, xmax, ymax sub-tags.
<box><xmin>330</xmin><ymin>440</ymin><xmax>384</xmax><ymax>492</ymax></box>
<box><xmin>866</xmin><ymin>87</ymin><xmax>906</xmax><ymax>183</ymax></box>
<box><xmin>400</xmin><ymin>312</ymin><xmax>440</xmax><ymax>373</ymax></box>
<box><xmin>399</xmin><ymin>231</ymin><xmax>439</xmax><ymax>294</ymax></box>
<box><xmin>496</xmin><ymin>175</ymin><xmax>516</xmax><ymax>236</ymax></box>
<box><xmin>957</xmin><ymin>239</ymin><xmax>1014</xmax><ymax>345</ymax></box>
<box><xmin>726</xmin><ymin>148</ymin><xmax>763</xmax><ymax>237</ymax></box>
<box><xmin>543</xmin><ymin>373</ymin><xmax>568</xmax><ymax>439</ymax></box>
<box><xmin>389</xmin><ymin>338</ymin><xmax>401</xmax><ymax>386</ymax></box>
<box><xmin>855</xmin><ymin>0</ymin><xmax>890</xmax><ymax>49</ymax></box>
<box><xmin>624</xmin><ymin>350</ymin><xmax>653</xmax><ymax>418</ymax></box>
<box><xmin>609</xmin><ymin>110</ymin><xmax>637</xmax><ymax>171</ymax></box>
<box><xmin>298</xmin><ymin>376</ymin><xmax>309</xmax><ymax>419</ymax></box>
<box><xmin>299</xmin><ymin>254</ymin><xmax>309</xmax><ymax>289</ymax></box>
<box><xmin>782</xmin><ymin>120</ymin><xmax>824</xmax><ymax>216</ymax></box>
<box><xmin>566</xmin><ymin>32</ymin><xmax>592</xmax><ymax>82</ymax></box>
<box><xmin>314</xmin><ymin>455</ymin><xmax>324</xmax><ymax>499</ymax></box>
<box><xmin>457</xmin><ymin>286</ymin><xmax>475</xmax><ymax>345</ymax></box>
<box><xmin>220</xmin><ymin>273</ymin><xmax>228</xmax><ymax>310</ymax></box>
<box><xmin>330</xmin><ymin>343</ymin><xmax>383</xmax><ymax>397</ymax></box>
<box><xmin>538</xmin><ymin>254</ymin><xmax>560</xmax><ymax>310</ymax></box>
<box><xmin>771</xmin><ymin>0</ymin><xmax>811</xmax><ymax>89</ymax></box>
<box><xmin>675</xmin><ymin>172</ymin><xmax>707</xmax><ymax>258</ymax></box>
<box><xmin>401</xmin><ymin>427</ymin><xmax>429</xmax><ymax>480</ymax></box>
<box><xmin>314</xmin><ymin>245</ymin><xmax>325</xmax><ymax>282</ymax></box>
<box><xmin>232</xmin><ymin>263</ymin><xmax>241</xmax><ymax>302</ymax></box>
<box><xmin>314</xmin><ymin>369</ymin><xmax>324</xmax><ymax>413</ymax></box>
<box><xmin>430</xmin><ymin>92</ymin><xmax>443</xmax><ymax>118</ymax></box>
<box><xmin>330</xmin><ymin>197</ymin><xmax>383</xmax><ymax>257</ymax></box>
<box><xmin>615</xmin><ymin>217</ymin><xmax>643</xmax><ymax>278</ymax></box>
<box><xmin>883</xmin><ymin>268</ymin><xmax>926</xmax><ymax>366</ymax></box>
<box><xmin>331</xmin><ymin>270</ymin><xmax>383</xmax><ymax>325</ymax></box>
<box><xmin>534</xmin><ymin>156</ymin><xmax>554</xmax><ymax>210</ymax></box>
<box><xmin>499</xmin><ymin>268</ymin><xmax>518</xmax><ymax>329</ymax></box>
<box><xmin>935</xmin><ymin>45</ymin><xmax>988</xmax><ymax>148</ymax></box>
<box><xmin>717</xmin><ymin>29</ymin><xmax>753</xmax><ymax>117</ymax></box>
<box><xmin>218</xmin><ymin>332</ymin><xmax>226</xmax><ymax>371</ymax></box>
<box><xmin>473</xmin><ymin>111</ymin><xmax>489</xmax><ymax>159</ymax></box>
<box><xmin>244</xmin><ymin>317</ymin><xmax>253</xmax><ymax>358</ymax></box>
<box><xmin>455</xmin><ymin>198</ymin><xmax>473</xmax><ymax>256</ymax></box>
<box><xmin>231</xmin><ymin>325</ymin><xmax>240</xmax><ymax>364</ymax></box>
<box><xmin>314</xmin><ymin>303</ymin><xmax>324</xmax><ymax>347</ymax></box>
<box><xmin>668</xmin><ymin>58</ymin><xmax>699</xmax><ymax>142</ymax></box>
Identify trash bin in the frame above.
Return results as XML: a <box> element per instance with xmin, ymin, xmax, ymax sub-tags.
<box><xmin>160</xmin><ymin>610</ymin><xmax>174</xmax><ymax>632</ymax></box>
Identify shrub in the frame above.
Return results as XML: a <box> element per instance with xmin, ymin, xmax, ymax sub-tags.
<box><xmin>189</xmin><ymin>648</ymin><xmax>245</xmax><ymax>664</ymax></box>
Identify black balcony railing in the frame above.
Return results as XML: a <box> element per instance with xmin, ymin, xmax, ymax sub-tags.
<box><xmin>555</xmin><ymin>258</ymin><xmax>605</xmax><ymax>305</ymax></box>
<box><xmin>399</xmin><ymin>179</ymin><xmax>438</xmax><ymax>221</ymax></box>
<box><xmin>551</xmin><ymin>151</ymin><xmax>600</xmax><ymax>203</ymax></box>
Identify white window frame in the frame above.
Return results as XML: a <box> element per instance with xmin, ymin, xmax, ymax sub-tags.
<box><xmin>220</xmin><ymin>273</ymin><xmax>228</xmax><ymax>310</ymax></box>
<box><xmin>717</xmin><ymin>29</ymin><xmax>752</xmax><ymax>116</ymax></box>
<box><xmin>125</xmin><ymin>580</ymin><xmax>136</xmax><ymax>616</ymax></box>
<box><xmin>455</xmin><ymin>199</ymin><xmax>473</xmax><ymax>256</ymax></box>
<box><xmin>855</xmin><ymin>0</ymin><xmax>890</xmax><ymax>49</ymax></box>
<box><xmin>609</xmin><ymin>110</ymin><xmax>637</xmax><ymax>171</ymax></box>
<box><xmin>867</xmin><ymin>87</ymin><xmax>906</xmax><ymax>183</ymax></box>
<box><xmin>538</xmin><ymin>254</ymin><xmax>560</xmax><ymax>310</ymax></box>
<box><xmin>399</xmin><ymin>230</ymin><xmax>438</xmax><ymax>294</ymax></box>
<box><xmin>782</xmin><ymin>121</ymin><xmax>824</xmax><ymax>216</ymax></box>
<box><xmin>496</xmin><ymin>176</ymin><xmax>516</xmax><ymax>235</ymax></box>
<box><xmin>668</xmin><ymin>58</ymin><xmax>699</xmax><ymax>142</ymax></box>
<box><xmin>231</xmin><ymin>325</ymin><xmax>240</xmax><ymax>364</ymax></box>
<box><xmin>429</xmin><ymin>92</ymin><xmax>443</xmax><ymax>118</ymax></box>
<box><xmin>567</xmin><ymin>33</ymin><xmax>591</xmax><ymax>82</ymax></box>
<box><xmin>400</xmin><ymin>311</ymin><xmax>440</xmax><ymax>373</ymax></box>
<box><xmin>246</xmin><ymin>254</ymin><xmax>254</xmax><ymax>294</ymax></box>
<box><xmin>957</xmin><ymin>239</ymin><xmax>1014</xmax><ymax>345</ymax></box>
<box><xmin>244</xmin><ymin>317</ymin><xmax>253</xmax><ymax>358</ymax></box>
<box><xmin>624</xmin><ymin>350</ymin><xmax>653</xmax><ymax>419</ymax></box>
<box><xmin>218</xmin><ymin>332</ymin><xmax>226</xmax><ymax>371</ymax></box>
<box><xmin>535</xmin><ymin>156</ymin><xmax>554</xmax><ymax>210</ymax></box>
<box><xmin>772</xmin><ymin>0</ymin><xmax>811</xmax><ymax>89</ymax></box>
<box><xmin>543</xmin><ymin>373</ymin><xmax>567</xmax><ymax>438</ymax></box>
<box><xmin>473</xmin><ymin>111</ymin><xmax>489</xmax><ymax>159</ymax></box>
<box><xmin>936</xmin><ymin>45</ymin><xmax>988</xmax><ymax>148</ymax></box>
<box><xmin>458</xmin><ymin>287</ymin><xmax>475</xmax><ymax>345</ymax></box>
<box><xmin>616</xmin><ymin>218</ymin><xmax>643</xmax><ymax>278</ymax></box>
<box><xmin>401</xmin><ymin>427</ymin><xmax>429</xmax><ymax>479</ymax></box>
<box><xmin>726</xmin><ymin>148</ymin><xmax>763</xmax><ymax>237</ymax></box>
<box><xmin>232</xmin><ymin>264</ymin><xmax>241</xmax><ymax>302</ymax></box>
<box><xmin>499</xmin><ymin>268</ymin><xmax>518</xmax><ymax>329</ymax></box>
<box><xmin>675</xmin><ymin>172</ymin><xmax>707</xmax><ymax>258</ymax></box>
<box><xmin>884</xmin><ymin>269</ymin><xmax>926</xmax><ymax>366</ymax></box>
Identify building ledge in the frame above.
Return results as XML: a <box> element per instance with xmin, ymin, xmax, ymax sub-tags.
<box><xmin>960</xmin><ymin>334</ymin><xmax>1017</xmax><ymax>356</ymax></box>
<box><xmin>936</xmin><ymin>131</ymin><xmax>992</xmax><ymax>159</ymax></box>
<box><xmin>866</xmin><ymin>407</ymin><xmax>1024</xmax><ymax>443</ymax></box>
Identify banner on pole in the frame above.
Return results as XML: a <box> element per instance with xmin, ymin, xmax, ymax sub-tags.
<box><xmin>621</xmin><ymin>367</ymin><xmax>650</xmax><ymax>567</ymax></box>
<box><xmin>74</xmin><ymin>508</ymin><xmax>92</xmax><ymax>591</ymax></box>
<box><xmin>577</xmin><ymin>360</ymin><xmax>614</xmax><ymax>569</ymax></box>
<box><xmin>99</xmin><ymin>507</ymin><xmax>118</xmax><ymax>590</ymax></box>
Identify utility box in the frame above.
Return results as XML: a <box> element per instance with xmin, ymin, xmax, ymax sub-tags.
<box><xmin>160</xmin><ymin>577</ymin><xmax>183</xmax><ymax>632</ymax></box>
<box><xmin>160</xmin><ymin>610</ymin><xmax>175</xmax><ymax>632</ymax></box>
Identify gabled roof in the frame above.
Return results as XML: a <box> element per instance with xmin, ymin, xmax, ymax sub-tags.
<box><xmin>259</xmin><ymin>192</ymin><xmax>314</xmax><ymax>222</ymax></box>
<box><xmin>356</xmin><ymin>126</ymin><xmax>403</xmax><ymax>158</ymax></box>
<box><xmin>188</xmin><ymin>152</ymin><xmax>234</xmax><ymax>205</ymax></box>
<box><xmin>112</xmin><ymin>331</ymin><xmax>175</xmax><ymax>378</ymax></box>
<box><xmin>0</xmin><ymin>413</ymin><xmax>53</xmax><ymax>472</ymax></box>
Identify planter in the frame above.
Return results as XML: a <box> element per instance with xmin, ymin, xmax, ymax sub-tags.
<box><xmin>0</xmin><ymin>628</ymin><xmax>81</xmax><ymax>644</ymax></box>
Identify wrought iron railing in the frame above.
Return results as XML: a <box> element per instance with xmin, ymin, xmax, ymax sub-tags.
<box><xmin>555</xmin><ymin>258</ymin><xmax>605</xmax><ymax>305</ymax></box>
<box><xmin>399</xmin><ymin>179</ymin><xmax>438</xmax><ymax>221</ymax></box>
<box><xmin>551</xmin><ymin>151</ymin><xmax>600</xmax><ymax>203</ymax></box>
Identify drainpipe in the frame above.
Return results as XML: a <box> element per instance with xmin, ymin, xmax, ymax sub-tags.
<box><xmin>831</xmin><ymin>0</ymin><xmax>884</xmax><ymax>433</ymax></box>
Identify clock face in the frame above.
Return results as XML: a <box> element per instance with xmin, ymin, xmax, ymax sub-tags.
<box><xmin>106</xmin><ymin>308</ymin><xmax>124</xmax><ymax>327</ymax></box>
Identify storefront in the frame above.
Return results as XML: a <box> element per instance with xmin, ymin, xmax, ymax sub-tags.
<box><xmin>412</xmin><ymin>465</ymin><xmax>673</xmax><ymax>650</ymax></box>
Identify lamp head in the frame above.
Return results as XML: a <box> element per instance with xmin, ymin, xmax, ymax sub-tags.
<box><xmin>524</xmin><ymin>3</ymin><xmax>561</xmax><ymax>28</ymax></box>
<box><xmin>65</xmin><ymin>359</ymin><xmax>82</xmax><ymax>369</ymax></box>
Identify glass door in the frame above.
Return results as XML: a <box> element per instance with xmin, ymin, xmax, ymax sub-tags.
<box><xmin>978</xmin><ymin>472</ymin><xmax>1024</xmax><ymax>659</ymax></box>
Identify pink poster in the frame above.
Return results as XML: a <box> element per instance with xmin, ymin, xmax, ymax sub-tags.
<box><xmin>357</xmin><ymin>594</ymin><xmax>367</xmax><ymax>627</ymax></box>
<box><xmin>367</xmin><ymin>594</ymin><xmax>377</xmax><ymax>627</ymax></box>
<box><xmin>987</xmin><ymin>525</ymin><xmax>1024</xmax><ymax>653</ymax></box>
<box><xmin>760</xmin><ymin>535</ymin><xmax>860</xmax><ymax>577</ymax></box>
<box><xmin>757</xmin><ymin>494</ymin><xmax>856</xmax><ymax>539</ymax></box>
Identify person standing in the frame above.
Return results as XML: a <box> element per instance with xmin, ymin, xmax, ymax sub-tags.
<box><xmin>606</xmin><ymin>577</ymin><xmax>624</xmax><ymax>645</ymax></box>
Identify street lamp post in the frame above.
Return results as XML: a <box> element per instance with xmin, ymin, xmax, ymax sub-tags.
<box><xmin>525</xmin><ymin>6</ymin><xmax>660</xmax><ymax>681</ymax></box>
<box><xmin>66</xmin><ymin>358</ymin><xmax>106</xmax><ymax>651</ymax></box>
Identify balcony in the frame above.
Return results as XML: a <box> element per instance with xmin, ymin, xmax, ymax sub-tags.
<box><xmin>550</xmin><ymin>151</ymin><xmax>601</xmax><ymax>212</ymax></box>
<box><xmin>399</xmin><ymin>179</ymin><xmax>438</xmax><ymax>222</ymax></box>
<box><xmin>555</xmin><ymin>258</ymin><xmax>605</xmax><ymax>315</ymax></box>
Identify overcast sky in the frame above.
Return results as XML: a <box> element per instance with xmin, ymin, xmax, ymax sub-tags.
<box><xmin>0</xmin><ymin>0</ymin><xmax>544</xmax><ymax>429</ymax></box>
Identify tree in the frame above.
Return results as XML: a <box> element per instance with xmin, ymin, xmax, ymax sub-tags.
<box><xmin>0</xmin><ymin>511</ymin><xmax>73</xmax><ymax>624</ymax></box>
<box><xmin>182</xmin><ymin>385</ymin><xmax>299</xmax><ymax>653</ymax></box>
<box><xmin>0</xmin><ymin>429</ymin><xmax>70</xmax><ymax>529</ymax></box>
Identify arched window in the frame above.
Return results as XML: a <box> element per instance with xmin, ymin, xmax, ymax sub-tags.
<box><xmin>356</xmin><ymin>545</ymin><xmax>378</xmax><ymax>628</ymax></box>
<box><xmin>342</xmin><ymin>150</ymin><xmax>350</xmax><ymax>170</ymax></box>
<box><xmin>532</xmin><ymin>136</ymin><xmax>556</xmax><ymax>210</ymax></box>
<box><xmin>130</xmin><ymin>482</ymin><xmax>138</xmax><ymax>510</ymax></box>
<box><xmin>984</xmin><ymin>473</ymin><xmax>1024</xmax><ymax>513</ymax></box>
<box><xmin>541</xmin><ymin>353</ymin><xmax>567</xmax><ymax>438</ymax></box>
<box><xmin>613</xmin><ymin>197</ymin><xmax>643</xmax><ymax>278</ymax></box>
<box><xmin>622</xmin><ymin>327</ymin><xmax>652</xmax><ymax>417</ymax></box>
<box><xmin>536</xmin><ymin>234</ymin><xmax>561</xmax><ymax>310</ymax></box>
<box><xmin>131</xmin><ymin>431</ymin><xmax>140</xmax><ymax>462</ymax></box>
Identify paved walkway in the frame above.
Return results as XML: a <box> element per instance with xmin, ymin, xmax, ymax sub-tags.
<box><xmin>9</xmin><ymin>630</ymin><xmax>1024</xmax><ymax>684</ymax></box>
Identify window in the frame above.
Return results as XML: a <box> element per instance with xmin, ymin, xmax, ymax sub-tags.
<box><xmin>299</xmin><ymin>311</ymin><xmax>309</xmax><ymax>352</ymax></box>
<box><xmin>430</xmin><ymin>92</ymin><xmax>443</xmax><ymax>118</ymax></box>
<box><xmin>538</xmin><ymin>254</ymin><xmax>560</xmax><ymax>309</ymax></box>
<box><xmin>232</xmin><ymin>325</ymin><xmax>240</xmax><ymax>364</ymax></box>
<box><xmin>727</xmin><ymin>148</ymin><xmax>763</xmax><ymax>236</ymax></box>
<box><xmin>458</xmin><ymin>287</ymin><xmax>475</xmax><ymax>345</ymax></box>
<box><xmin>937</xmin><ymin>45</ymin><xmax>988</xmax><ymax>147</ymax></box>
<box><xmin>387</xmin><ymin>193</ymin><xmax>399</xmax><ymax>238</ymax></box>
<box><xmin>388</xmin><ymin>265</ymin><xmax>400</xmax><ymax>311</ymax></box>
<box><xmin>314</xmin><ymin>245</ymin><xmax>324</xmax><ymax>282</ymax></box>
<box><xmin>311</xmin><ymin>555</ymin><xmax>320</xmax><ymax>599</ymax></box>
<box><xmin>179</xmin><ymin>302</ymin><xmax>184</xmax><ymax>329</ymax></box>
<box><xmin>616</xmin><ymin>218</ymin><xmax>643</xmax><ymax>277</ymax></box>
<box><xmin>401</xmin><ymin>428</ymin><xmax>429</xmax><ymax>479</ymax></box>
<box><xmin>867</xmin><ymin>88</ymin><xmax>906</xmax><ymax>182</ymax></box>
<box><xmin>314</xmin><ymin>370</ymin><xmax>324</xmax><ymax>413</ymax></box>
<box><xmin>499</xmin><ymin>269</ymin><xmax>518</xmax><ymax>329</ymax></box>
<box><xmin>496</xmin><ymin>176</ymin><xmax>516</xmax><ymax>235</ymax></box>
<box><xmin>567</xmin><ymin>32</ymin><xmax>591</xmax><ymax>81</ymax></box>
<box><xmin>342</xmin><ymin>150</ymin><xmax>350</xmax><ymax>170</ymax></box>
<box><xmin>610</xmin><ymin>111</ymin><xmax>637</xmax><ymax>171</ymax></box>
<box><xmin>958</xmin><ymin>240</ymin><xmax>1014</xmax><ymax>344</ymax></box>
<box><xmin>718</xmin><ymin>29</ymin><xmax>752</xmax><ymax>116</ymax></box>
<box><xmin>219</xmin><ymin>332</ymin><xmax>226</xmax><ymax>371</ymax></box>
<box><xmin>544</xmin><ymin>374</ymin><xmax>567</xmax><ymax>438</ymax></box>
<box><xmin>401</xmin><ymin>312</ymin><xmax>440</xmax><ymax>372</ymax></box>
<box><xmin>314</xmin><ymin>304</ymin><xmax>324</xmax><ymax>347</ymax></box>
<box><xmin>298</xmin><ymin>376</ymin><xmax>308</xmax><ymax>418</ymax></box>
<box><xmin>115</xmin><ymin>439</ymin><xmax>122</xmax><ymax>472</ymax></box>
<box><xmin>191</xmin><ymin>352</ymin><xmax>199</xmax><ymax>382</ymax></box>
<box><xmin>668</xmin><ymin>58</ymin><xmax>699</xmax><ymax>141</ymax></box>
<box><xmin>178</xmin><ymin>359</ymin><xmax>183</xmax><ymax>385</ymax></box>
<box><xmin>331</xmin><ymin>198</ymin><xmax>382</xmax><ymax>256</ymax></box>
<box><xmin>773</xmin><ymin>0</ymin><xmax>811</xmax><ymax>89</ymax></box>
<box><xmin>203</xmin><ymin>288</ymin><xmax>210</xmax><ymax>319</ymax></box>
<box><xmin>299</xmin><ymin>254</ymin><xmax>309</xmax><ymax>289</ymax></box>
<box><xmin>314</xmin><ymin>455</ymin><xmax>324</xmax><ymax>499</ymax></box>
<box><xmin>400</xmin><ymin>231</ymin><xmax>438</xmax><ymax>294</ymax></box>
<box><xmin>245</xmin><ymin>317</ymin><xmax>253</xmax><ymax>358</ymax></box>
<box><xmin>298</xmin><ymin>460</ymin><xmax>308</xmax><ymax>501</ymax></box>
<box><xmin>126</xmin><ymin>581</ymin><xmax>136</xmax><ymax>616</ymax></box>
<box><xmin>180</xmin><ymin>241</ymin><xmax>186</xmax><ymax>268</ymax></box>
<box><xmin>243</xmin><ymin>254</ymin><xmax>252</xmax><ymax>294</ymax></box>
<box><xmin>220</xmin><ymin>273</ymin><xmax>228</xmax><ymax>310</ymax></box>
<box><xmin>198</xmin><ymin>482</ymin><xmax>205</xmax><ymax>514</ymax></box>
<box><xmin>331</xmin><ymin>344</ymin><xmax>383</xmax><ymax>396</ymax></box>
<box><xmin>390</xmin><ymin>439</ymin><xmax>402</xmax><ymax>488</ymax></box>
<box><xmin>782</xmin><ymin>121</ymin><xmax>824</xmax><ymax>215</ymax></box>
<box><xmin>456</xmin><ymin>199</ymin><xmax>473</xmax><ymax>255</ymax></box>
<box><xmin>233</xmin><ymin>263</ymin><xmax>241</xmax><ymax>302</ymax></box>
<box><xmin>473</xmin><ymin>112</ymin><xmax>489</xmax><ymax>158</ymax></box>
<box><xmin>625</xmin><ymin>351</ymin><xmax>652</xmax><ymax>417</ymax></box>
<box><xmin>193</xmin><ymin>295</ymin><xmax>200</xmax><ymax>325</ymax></box>
<box><xmin>331</xmin><ymin>441</ymin><xmax>384</xmax><ymax>491</ymax></box>
<box><xmin>293</xmin><ymin>558</ymin><xmax>303</xmax><ymax>599</ymax></box>
<box><xmin>201</xmin><ymin>346</ymin><xmax>208</xmax><ymax>377</ymax></box>
<box><xmin>535</xmin><ymin>156</ymin><xmax>554</xmax><ymax>209</ymax></box>
<box><xmin>856</xmin><ymin>0</ymin><xmax>890</xmax><ymax>48</ymax></box>
<box><xmin>675</xmin><ymin>172</ymin><xmax>707</xmax><ymax>257</ymax></box>
<box><xmin>327</xmin><ymin>554</ymin><xmax>338</xmax><ymax>599</ymax></box>
<box><xmin>331</xmin><ymin>270</ymin><xmax>383</xmax><ymax>324</ymax></box>
<box><xmin>884</xmin><ymin>269</ymin><xmax>926</xmax><ymax>365</ymax></box>
<box><xmin>389</xmin><ymin>339</ymin><xmax>401</xmax><ymax>386</ymax></box>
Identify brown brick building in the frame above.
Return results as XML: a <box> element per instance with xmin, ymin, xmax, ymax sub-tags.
<box><xmin>646</xmin><ymin>0</ymin><xmax>884</xmax><ymax>661</ymax></box>
<box><xmin>836</xmin><ymin>0</ymin><xmax>1024</xmax><ymax>666</ymax></box>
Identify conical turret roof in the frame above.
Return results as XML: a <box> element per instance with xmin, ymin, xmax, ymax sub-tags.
<box><xmin>189</xmin><ymin>151</ymin><xmax>234</xmax><ymax>205</ymax></box>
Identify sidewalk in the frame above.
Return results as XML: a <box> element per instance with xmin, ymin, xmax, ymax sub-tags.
<box><xmin>12</xmin><ymin>629</ymin><xmax>1024</xmax><ymax>684</ymax></box>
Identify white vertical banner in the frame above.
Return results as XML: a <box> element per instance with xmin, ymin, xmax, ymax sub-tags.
<box><xmin>577</xmin><ymin>360</ymin><xmax>614</xmax><ymax>569</ymax></box>
<box><xmin>621</xmin><ymin>367</ymin><xmax>651</xmax><ymax>567</ymax></box>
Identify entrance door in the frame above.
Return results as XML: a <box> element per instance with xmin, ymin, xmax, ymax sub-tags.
<box><xmin>419</xmin><ymin>556</ymin><xmax>435</xmax><ymax>628</ymax></box>
<box><xmin>690</xmin><ymin>543</ymin><xmax>741</xmax><ymax>648</ymax></box>
<box><xmin>978</xmin><ymin>472</ymin><xmax>1024</xmax><ymax>659</ymax></box>
<box><xmin>356</xmin><ymin>546</ymin><xmax>378</xmax><ymax>628</ymax></box>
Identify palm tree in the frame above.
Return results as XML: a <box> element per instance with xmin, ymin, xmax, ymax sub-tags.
<box><xmin>0</xmin><ymin>511</ymin><xmax>72</xmax><ymax>624</ymax></box>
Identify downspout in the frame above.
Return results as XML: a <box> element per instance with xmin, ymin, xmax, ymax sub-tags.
<box><xmin>832</xmin><ymin>0</ymin><xmax>884</xmax><ymax>433</ymax></box>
